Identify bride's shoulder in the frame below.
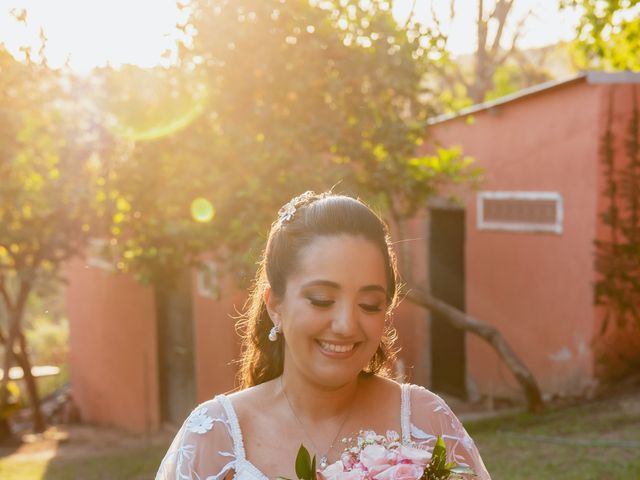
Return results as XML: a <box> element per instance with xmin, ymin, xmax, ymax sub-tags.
<box><xmin>405</xmin><ymin>383</ymin><xmax>451</xmax><ymax>409</ymax></box>
<box><xmin>224</xmin><ymin>378</ymin><xmax>278</xmax><ymax>414</ymax></box>
<box><xmin>363</xmin><ymin>375</ymin><xmax>448</xmax><ymax>407</ymax></box>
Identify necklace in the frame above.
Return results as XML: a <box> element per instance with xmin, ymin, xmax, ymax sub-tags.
<box><xmin>280</xmin><ymin>376</ymin><xmax>354</xmax><ymax>470</ymax></box>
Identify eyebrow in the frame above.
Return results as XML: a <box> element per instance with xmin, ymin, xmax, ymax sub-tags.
<box><xmin>300</xmin><ymin>280</ymin><xmax>387</xmax><ymax>295</ymax></box>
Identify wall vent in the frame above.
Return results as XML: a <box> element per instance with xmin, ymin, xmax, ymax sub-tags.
<box><xmin>477</xmin><ymin>191</ymin><xmax>563</xmax><ymax>234</ymax></box>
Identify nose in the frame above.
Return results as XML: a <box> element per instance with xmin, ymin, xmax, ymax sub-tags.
<box><xmin>331</xmin><ymin>301</ymin><xmax>358</xmax><ymax>337</ymax></box>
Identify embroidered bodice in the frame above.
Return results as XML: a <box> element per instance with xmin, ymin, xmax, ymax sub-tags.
<box><xmin>155</xmin><ymin>384</ymin><xmax>491</xmax><ymax>479</ymax></box>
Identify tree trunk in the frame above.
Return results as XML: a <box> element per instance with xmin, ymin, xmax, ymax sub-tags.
<box><xmin>0</xmin><ymin>326</ymin><xmax>46</xmax><ymax>438</ymax></box>
<box><xmin>406</xmin><ymin>284</ymin><xmax>544</xmax><ymax>412</ymax></box>
<box><xmin>17</xmin><ymin>332</ymin><xmax>45</xmax><ymax>432</ymax></box>
<box><xmin>0</xmin><ymin>280</ymin><xmax>46</xmax><ymax>434</ymax></box>
<box><xmin>0</xmin><ymin>321</ymin><xmax>17</xmax><ymax>414</ymax></box>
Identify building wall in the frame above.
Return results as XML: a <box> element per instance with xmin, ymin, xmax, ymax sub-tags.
<box><xmin>66</xmin><ymin>258</ymin><xmax>160</xmax><ymax>432</ymax></box>
<box><xmin>392</xmin><ymin>212</ymin><xmax>431</xmax><ymax>385</ymax></box>
<box><xmin>192</xmin><ymin>270</ymin><xmax>245</xmax><ymax>401</ymax></box>
<box><xmin>592</xmin><ymin>83</ymin><xmax>640</xmax><ymax>381</ymax></box>
<box><xmin>423</xmin><ymin>81</ymin><xmax>601</xmax><ymax>398</ymax></box>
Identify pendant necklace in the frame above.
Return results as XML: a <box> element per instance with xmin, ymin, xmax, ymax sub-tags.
<box><xmin>280</xmin><ymin>376</ymin><xmax>354</xmax><ymax>470</ymax></box>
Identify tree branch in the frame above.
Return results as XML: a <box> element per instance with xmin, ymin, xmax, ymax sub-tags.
<box><xmin>406</xmin><ymin>283</ymin><xmax>544</xmax><ymax>412</ymax></box>
<box><xmin>489</xmin><ymin>0</ymin><xmax>514</xmax><ymax>56</ymax></box>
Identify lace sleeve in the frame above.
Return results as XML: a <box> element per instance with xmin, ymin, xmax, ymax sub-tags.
<box><xmin>407</xmin><ymin>385</ymin><xmax>491</xmax><ymax>480</ymax></box>
<box><xmin>155</xmin><ymin>397</ymin><xmax>237</xmax><ymax>480</ymax></box>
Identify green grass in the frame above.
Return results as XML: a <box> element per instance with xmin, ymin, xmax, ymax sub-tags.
<box><xmin>466</xmin><ymin>395</ymin><xmax>640</xmax><ymax>479</ymax></box>
<box><xmin>0</xmin><ymin>445</ymin><xmax>167</xmax><ymax>480</ymax></box>
<box><xmin>1</xmin><ymin>394</ymin><xmax>639</xmax><ymax>479</ymax></box>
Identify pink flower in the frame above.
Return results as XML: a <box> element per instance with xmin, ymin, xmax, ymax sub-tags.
<box><xmin>338</xmin><ymin>469</ymin><xmax>367</xmax><ymax>480</ymax></box>
<box><xmin>341</xmin><ymin>452</ymin><xmax>356</xmax><ymax>470</ymax></box>
<box><xmin>320</xmin><ymin>464</ymin><xmax>367</xmax><ymax>480</ymax></box>
<box><xmin>319</xmin><ymin>460</ymin><xmax>345</xmax><ymax>480</ymax></box>
<box><xmin>360</xmin><ymin>444</ymin><xmax>390</xmax><ymax>469</ymax></box>
<box><xmin>398</xmin><ymin>445</ymin><xmax>432</xmax><ymax>466</ymax></box>
<box><xmin>373</xmin><ymin>463</ymin><xmax>425</xmax><ymax>480</ymax></box>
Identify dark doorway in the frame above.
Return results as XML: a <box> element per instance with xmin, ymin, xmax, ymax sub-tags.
<box><xmin>429</xmin><ymin>208</ymin><xmax>467</xmax><ymax>398</ymax></box>
<box><xmin>155</xmin><ymin>268</ymin><xmax>196</xmax><ymax>425</ymax></box>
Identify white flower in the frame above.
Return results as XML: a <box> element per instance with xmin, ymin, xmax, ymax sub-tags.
<box><xmin>186</xmin><ymin>407</ymin><xmax>214</xmax><ymax>434</ymax></box>
<box><xmin>386</xmin><ymin>430</ymin><xmax>400</xmax><ymax>443</ymax></box>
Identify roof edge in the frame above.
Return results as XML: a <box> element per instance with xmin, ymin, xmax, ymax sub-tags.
<box><xmin>426</xmin><ymin>70</ymin><xmax>640</xmax><ymax>126</ymax></box>
<box><xmin>426</xmin><ymin>73</ymin><xmax>587</xmax><ymax>126</ymax></box>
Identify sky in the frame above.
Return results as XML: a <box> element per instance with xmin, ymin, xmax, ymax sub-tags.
<box><xmin>0</xmin><ymin>0</ymin><xmax>582</xmax><ymax>72</ymax></box>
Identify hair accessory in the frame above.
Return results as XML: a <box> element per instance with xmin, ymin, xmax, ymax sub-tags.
<box><xmin>277</xmin><ymin>191</ymin><xmax>316</xmax><ymax>224</ymax></box>
<box><xmin>268</xmin><ymin>324</ymin><xmax>280</xmax><ymax>342</ymax></box>
<box><xmin>279</xmin><ymin>203</ymin><xmax>297</xmax><ymax>223</ymax></box>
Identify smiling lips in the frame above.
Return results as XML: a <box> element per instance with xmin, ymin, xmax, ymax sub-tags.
<box><xmin>317</xmin><ymin>341</ymin><xmax>357</xmax><ymax>354</ymax></box>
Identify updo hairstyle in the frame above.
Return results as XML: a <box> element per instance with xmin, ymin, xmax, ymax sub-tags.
<box><xmin>236</xmin><ymin>191</ymin><xmax>400</xmax><ymax>388</ymax></box>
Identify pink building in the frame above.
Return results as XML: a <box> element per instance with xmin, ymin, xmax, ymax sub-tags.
<box><xmin>419</xmin><ymin>72</ymin><xmax>640</xmax><ymax>400</ymax></box>
<box><xmin>66</xmin><ymin>72</ymin><xmax>640</xmax><ymax>432</ymax></box>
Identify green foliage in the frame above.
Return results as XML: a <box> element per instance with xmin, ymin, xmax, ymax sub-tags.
<box><xmin>83</xmin><ymin>0</ymin><xmax>481</xmax><ymax>282</ymax></box>
<box><xmin>0</xmin><ymin>46</ymin><xmax>95</xmax><ymax>284</ymax></box>
<box><xmin>564</xmin><ymin>0</ymin><xmax>640</xmax><ymax>70</ymax></box>
<box><xmin>485</xmin><ymin>62</ymin><xmax>553</xmax><ymax>102</ymax></box>
<box><xmin>0</xmin><ymin>382</ymin><xmax>21</xmax><ymax>421</ymax></box>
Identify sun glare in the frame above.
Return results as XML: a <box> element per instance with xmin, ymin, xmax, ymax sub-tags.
<box><xmin>0</xmin><ymin>0</ymin><xmax>580</xmax><ymax>71</ymax></box>
<box><xmin>0</xmin><ymin>0</ymin><xmax>186</xmax><ymax>72</ymax></box>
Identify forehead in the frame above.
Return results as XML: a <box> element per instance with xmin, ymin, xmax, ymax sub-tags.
<box><xmin>289</xmin><ymin>234</ymin><xmax>387</xmax><ymax>287</ymax></box>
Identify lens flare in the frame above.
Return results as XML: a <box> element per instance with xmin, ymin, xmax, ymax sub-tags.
<box><xmin>191</xmin><ymin>198</ymin><xmax>215</xmax><ymax>223</ymax></box>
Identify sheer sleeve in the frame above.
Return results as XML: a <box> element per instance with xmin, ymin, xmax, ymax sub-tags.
<box><xmin>155</xmin><ymin>397</ymin><xmax>238</xmax><ymax>480</ymax></box>
<box><xmin>407</xmin><ymin>385</ymin><xmax>491</xmax><ymax>480</ymax></box>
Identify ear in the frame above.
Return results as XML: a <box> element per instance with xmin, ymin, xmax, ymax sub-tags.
<box><xmin>263</xmin><ymin>286</ymin><xmax>281</xmax><ymax>325</ymax></box>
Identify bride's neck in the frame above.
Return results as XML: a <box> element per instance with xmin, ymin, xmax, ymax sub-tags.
<box><xmin>278</xmin><ymin>370</ymin><xmax>362</xmax><ymax>422</ymax></box>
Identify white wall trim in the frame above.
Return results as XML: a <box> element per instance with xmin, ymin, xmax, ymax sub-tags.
<box><xmin>477</xmin><ymin>191</ymin><xmax>563</xmax><ymax>234</ymax></box>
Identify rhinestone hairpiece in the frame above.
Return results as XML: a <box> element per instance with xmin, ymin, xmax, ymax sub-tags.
<box><xmin>277</xmin><ymin>191</ymin><xmax>316</xmax><ymax>224</ymax></box>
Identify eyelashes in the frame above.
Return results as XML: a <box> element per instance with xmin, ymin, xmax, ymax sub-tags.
<box><xmin>308</xmin><ymin>298</ymin><xmax>333</xmax><ymax>308</ymax></box>
<box><xmin>307</xmin><ymin>298</ymin><xmax>383</xmax><ymax>313</ymax></box>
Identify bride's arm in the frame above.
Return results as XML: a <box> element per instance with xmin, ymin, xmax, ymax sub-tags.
<box><xmin>155</xmin><ymin>398</ymin><xmax>238</xmax><ymax>480</ymax></box>
<box><xmin>408</xmin><ymin>385</ymin><xmax>491</xmax><ymax>480</ymax></box>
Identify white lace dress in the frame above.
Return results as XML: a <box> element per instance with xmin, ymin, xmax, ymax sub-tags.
<box><xmin>155</xmin><ymin>384</ymin><xmax>491</xmax><ymax>480</ymax></box>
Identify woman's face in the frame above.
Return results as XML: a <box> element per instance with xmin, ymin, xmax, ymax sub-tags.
<box><xmin>269</xmin><ymin>234</ymin><xmax>389</xmax><ymax>388</ymax></box>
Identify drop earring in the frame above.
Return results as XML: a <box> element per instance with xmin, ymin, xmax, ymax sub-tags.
<box><xmin>268</xmin><ymin>324</ymin><xmax>280</xmax><ymax>342</ymax></box>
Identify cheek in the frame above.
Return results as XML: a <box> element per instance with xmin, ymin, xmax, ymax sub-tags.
<box><xmin>364</xmin><ymin>315</ymin><xmax>386</xmax><ymax>339</ymax></box>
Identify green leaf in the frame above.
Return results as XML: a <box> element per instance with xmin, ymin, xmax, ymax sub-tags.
<box><xmin>295</xmin><ymin>444</ymin><xmax>313</xmax><ymax>480</ymax></box>
<box><xmin>430</xmin><ymin>436</ymin><xmax>448</xmax><ymax>471</ymax></box>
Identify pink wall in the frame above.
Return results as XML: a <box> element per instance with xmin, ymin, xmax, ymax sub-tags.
<box><xmin>66</xmin><ymin>258</ymin><xmax>160</xmax><ymax>432</ymax></box>
<box><xmin>593</xmin><ymin>84</ymin><xmax>640</xmax><ymax>380</ymax></box>
<box><xmin>423</xmin><ymin>80</ymin><xmax>602</xmax><ymax>398</ymax></box>
<box><xmin>192</xmin><ymin>272</ymin><xmax>245</xmax><ymax>401</ymax></box>
<box><xmin>392</xmin><ymin>212</ymin><xmax>431</xmax><ymax>385</ymax></box>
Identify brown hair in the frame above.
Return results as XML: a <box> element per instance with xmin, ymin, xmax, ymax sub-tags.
<box><xmin>236</xmin><ymin>192</ymin><xmax>400</xmax><ymax>389</ymax></box>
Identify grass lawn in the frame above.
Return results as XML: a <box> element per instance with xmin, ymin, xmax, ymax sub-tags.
<box><xmin>0</xmin><ymin>444</ymin><xmax>168</xmax><ymax>480</ymax></box>
<box><xmin>1</xmin><ymin>390</ymin><xmax>638</xmax><ymax>479</ymax></box>
<box><xmin>467</xmin><ymin>391</ymin><xmax>640</xmax><ymax>479</ymax></box>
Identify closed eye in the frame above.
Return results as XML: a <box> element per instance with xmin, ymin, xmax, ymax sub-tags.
<box><xmin>359</xmin><ymin>303</ymin><xmax>383</xmax><ymax>313</ymax></box>
<box><xmin>308</xmin><ymin>298</ymin><xmax>334</xmax><ymax>308</ymax></box>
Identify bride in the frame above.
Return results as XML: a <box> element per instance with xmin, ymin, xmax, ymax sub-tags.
<box><xmin>156</xmin><ymin>191</ymin><xmax>490</xmax><ymax>479</ymax></box>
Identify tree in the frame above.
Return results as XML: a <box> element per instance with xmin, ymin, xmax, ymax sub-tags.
<box><xmin>563</xmin><ymin>0</ymin><xmax>640</xmax><ymax>71</ymax></box>
<box><xmin>402</xmin><ymin>0</ymin><xmax>557</xmax><ymax>111</ymax></box>
<box><xmin>78</xmin><ymin>0</ymin><xmax>542</xmax><ymax>411</ymax></box>
<box><xmin>0</xmin><ymin>44</ymin><xmax>95</xmax><ymax>435</ymax></box>
<box><xmin>177</xmin><ymin>0</ymin><xmax>542</xmax><ymax>410</ymax></box>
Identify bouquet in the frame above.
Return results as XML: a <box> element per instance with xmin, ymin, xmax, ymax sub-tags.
<box><xmin>280</xmin><ymin>430</ymin><xmax>475</xmax><ymax>480</ymax></box>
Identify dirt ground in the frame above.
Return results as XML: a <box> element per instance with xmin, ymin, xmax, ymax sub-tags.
<box><xmin>0</xmin><ymin>424</ymin><xmax>174</xmax><ymax>464</ymax></box>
